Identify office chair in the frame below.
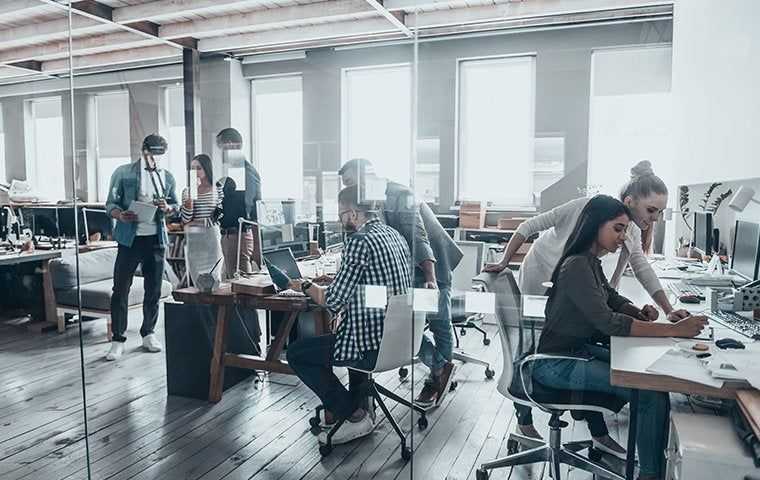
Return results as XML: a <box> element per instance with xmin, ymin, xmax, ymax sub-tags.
<box><xmin>315</xmin><ymin>294</ymin><xmax>429</xmax><ymax>460</ymax></box>
<box><xmin>396</xmin><ymin>240</ymin><xmax>495</xmax><ymax>382</ymax></box>
<box><xmin>472</xmin><ymin>269</ymin><xmax>626</xmax><ymax>480</ymax></box>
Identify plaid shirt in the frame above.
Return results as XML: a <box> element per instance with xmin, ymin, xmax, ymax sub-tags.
<box><xmin>326</xmin><ymin>217</ymin><xmax>412</xmax><ymax>362</ymax></box>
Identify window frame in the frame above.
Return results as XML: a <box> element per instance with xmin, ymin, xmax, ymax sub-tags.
<box><xmin>454</xmin><ymin>53</ymin><xmax>537</xmax><ymax>210</ymax></box>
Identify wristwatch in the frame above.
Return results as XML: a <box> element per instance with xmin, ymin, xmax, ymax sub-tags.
<box><xmin>301</xmin><ymin>280</ymin><xmax>313</xmax><ymax>292</ymax></box>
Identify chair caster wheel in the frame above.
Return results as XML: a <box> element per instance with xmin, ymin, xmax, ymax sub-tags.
<box><xmin>460</xmin><ymin>328</ymin><xmax>467</xmax><ymax>336</ymax></box>
<box><xmin>309</xmin><ymin>416</ymin><xmax>320</xmax><ymax>428</ymax></box>
<box><xmin>475</xmin><ymin>468</ymin><xmax>489</xmax><ymax>480</ymax></box>
<box><xmin>417</xmin><ymin>416</ymin><xmax>428</xmax><ymax>430</ymax></box>
<box><xmin>310</xmin><ymin>425</ymin><xmax>321</xmax><ymax>435</ymax></box>
<box><xmin>401</xmin><ymin>445</ymin><xmax>412</xmax><ymax>461</ymax></box>
<box><xmin>398</xmin><ymin>367</ymin><xmax>408</xmax><ymax>381</ymax></box>
<box><xmin>483</xmin><ymin>338</ymin><xmax>491</xmax><ymax>346</ymax></box>
<box><xmin>319</xmin><ymin>444</ymin><xmax>332</xmax><ymax>457</ymax></box>
<box><xmin>449</xmin><ymin>381</ymin><xmax>458</xmax><ymax>392</ymax></box>
<box><xmin>507</xmin><ymin>439</ymin><xmax>519</xmax><ymax>455</ymax></box>
<box><xmin>589</xmin><ymin>447</ymin><xmax>603</xmax><ymax>462</ymax></box>
<box><xmin>485</xmin><ymin>368</ymin><xmax>495</xmax><ymax>379</ymax></box>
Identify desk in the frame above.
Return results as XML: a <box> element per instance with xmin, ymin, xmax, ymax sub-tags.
<box><xmin>0</xmin><ymin>250</ymin><xmax>61</xmax><ymax>329</ymax></box>
<box><xmin>172</xmin><ymin>285</ymin><xmax>329</xmax><ymax>402</ymax></box>
<box><xmin>611</xmin><ymin>275</ymin><xmax>756</xmax><ymax>478</ymax></box>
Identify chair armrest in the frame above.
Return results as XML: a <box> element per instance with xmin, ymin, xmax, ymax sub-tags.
<box><xmin>518</xmin><ymin>353</ymin><xmax>592</xmax><ymax>414</ymax></box>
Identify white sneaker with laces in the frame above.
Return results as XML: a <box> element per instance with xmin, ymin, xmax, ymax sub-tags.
<box><xmin>592</xmin><ymin>437</ymin><xmax>627</xmax><ymax>460</ymax></box>
<box><xmin>318</xmin><ymin>413</ymin><xmax>374</xmax><ymax>445</ymax></box>
<box><xmin>105</xmin><ymin>342</ymin><xmax>125</xmax><ymax>361</ymax></box>
<box><xmin>142</xmin><ymin>334</ymin><xmax>163</xmax><ymax>353</ymax></box>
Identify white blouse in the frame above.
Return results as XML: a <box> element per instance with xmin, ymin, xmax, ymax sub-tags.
<box><xmin>515</xmin><ymin>197</ymin><xmax>663</xmax><ymax>297</ymax></box>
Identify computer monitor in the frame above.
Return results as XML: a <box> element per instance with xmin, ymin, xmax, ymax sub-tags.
<box><xmin>731</xmin><ymin>220</ymin><xmax>760</xmax><ymax>281</ymax></box>
<box><xmin>693</xmin><ymin>211</ymin><xmax>713</xmax><ymax>255</ymax></box>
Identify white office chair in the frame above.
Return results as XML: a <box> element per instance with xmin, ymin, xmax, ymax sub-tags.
<box><xmin>317</xmin><ymin>294</ymin><xmax>429</xmax><ymax>460</ymax></box>
<box><xmin>473</xmin><ymin>269</ymin><xmax>626</xmax><ymax>480</ymax></box>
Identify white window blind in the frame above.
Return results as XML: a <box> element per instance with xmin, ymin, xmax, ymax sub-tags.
<box><xmin>342</xmin><ymin>64</ymin><xmax>412</xmax><ymax>186</ymax></box>
<box><xmin>25</xmin><ymin>97</ymin><xmax>65</xmax><ymax>200</ymax></box>
<box><xmin>252</xmin><ymin>75</ymin><xmax>303</xmax><ymax>200</ymax></box>
<box><xmin>457</xmin><ymin>55</ymin><xmax>536</xmax><ymax>207</ymax></box>
<box><xmin>94</xmin><ymin>91</ymin><xmax>130</xmax><ymax>201</ymax></box>
<box><xmin>587</xmin><ymin>46</ymin><xmax>673</xmax><ymax>197</ymax></box>
<box><xmin>163</xmin><ymin>85</ymin><xmax>188</xmax><ymax>189</ymax></box>
<box><xmin>0</xmin><ymin>104</ymin><xmax>5</xmax><ymax>183</ymax></box>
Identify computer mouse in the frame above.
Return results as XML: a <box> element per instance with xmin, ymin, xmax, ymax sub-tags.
<box><xmin>715</xmin><ymin>338</ymin><xmax>746</xmax><ymax>350</ymax></box>
<box><xmin>679</xmin><ymin>294</ymin><xmax>702</xmax><ymax>304</ymax></box>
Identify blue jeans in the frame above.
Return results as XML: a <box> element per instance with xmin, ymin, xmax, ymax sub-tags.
<box><xmin>287</xmin><ymin>334</ymin><xmax>377</xmax><ymax>419</ymax></box>
<box><xmin>532</xmin><ymin>345</ymin><xmax>669</xmax><ymax>477</ymax></box>
<box><xmin>417</xmin><ymin>283</ymin><xmax>453</xmax><ymax>376</ymax></box>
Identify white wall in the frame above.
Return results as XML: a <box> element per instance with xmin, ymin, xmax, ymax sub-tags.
<box><xmin>672</xmin><ymin>0</ymin><xmax>760</xmax><ymax>187</ymax></box>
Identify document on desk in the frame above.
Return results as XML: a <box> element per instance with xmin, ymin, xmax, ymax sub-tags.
<box><xmin>708</xmin><ymin>349</ymin><xmax>760</xmax><ymax>389</ymax></box>
<box><xmin>128</xmin><ymin>200</ymin><xmax>157</xmax><ymax>223</ymax></box>
<box><xmin>646</xmin><ymin>349</ymin><xmax>725</xmax><ymax>388</ymax></box>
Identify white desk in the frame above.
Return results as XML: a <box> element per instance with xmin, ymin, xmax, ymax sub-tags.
<box><xmin>611</xmin><ymin>274</ymin><xmax>756</xmax><ymax>479</ymax></box>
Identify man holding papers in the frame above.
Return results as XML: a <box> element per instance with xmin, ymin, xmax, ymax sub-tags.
<box><xmin>104</xmin><ymin>134</ymin><xmax>179</xmax><ymax>361</ymax></box>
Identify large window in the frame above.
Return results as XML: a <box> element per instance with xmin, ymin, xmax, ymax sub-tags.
<box><xmin>341</xmin><ymin>64</ymin><xmax>412</xmax><ymax>186</ymax></box>
<box><xmin>457</xmin><ymin>55</ymin><xmax>536</xmax><ymax>208</ymax></box>
<box><xmin>162</xmin><ymin>85</ymin><xmax>188</xmax><ymax>189</ymax></box>
<box><xmin>251</xmin><ymin>75</ymin><xmax>303</xmax><ymax>200</ymax></box>
<box><xmin>587</xmin><ymin>45</ymin><xmax>673</xmax><ymax>196</ymax></box>
<box><xmin>91</xmin><ymin>91</ymin><xmax>130</xmax><ymax>201</ymax></box>
<box><xmin>0</xmin><ymin>104</ymin><xmax>5</xmax><ymax>184</ymax></box>
<box><xmin>24</xmin><ymin>97</ymin><xmax>65</xmax><ymax>200</ymax></box>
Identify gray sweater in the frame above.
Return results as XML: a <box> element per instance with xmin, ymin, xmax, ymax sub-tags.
<box><xmin>538</xmin><ymin>252</ymin><xmax>635</xmax><ymax>354</ymax></box>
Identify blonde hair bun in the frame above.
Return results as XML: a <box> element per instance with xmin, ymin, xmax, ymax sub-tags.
<box><xmin>630</xmin><ymin>160</ymin><xmax>654</xmax><ymax>178</ymax></box>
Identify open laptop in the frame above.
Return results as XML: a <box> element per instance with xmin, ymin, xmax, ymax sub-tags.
<box><xmin>263</xmin><ymin>248</ymin><xmax>307</xmax><ymax>297</ymax></box>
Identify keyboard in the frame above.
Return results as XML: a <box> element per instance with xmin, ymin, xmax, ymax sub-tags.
<box><xmin>277</xmin><ymin>289</ymin><xmax>306</xmax><ymax>297</ymax></box>
<box><xmin>707</xmin><ymin>310</ymin><xmax>760</xmax><ymax>340</ymax></box>
<box><xmin>668</xmin><ymin>281</ymin><xmax>705</xmax><ymax>299</ymax></box>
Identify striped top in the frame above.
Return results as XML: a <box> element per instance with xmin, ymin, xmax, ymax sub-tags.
<box><xmin>181</xmin><ymin>185</ymin><xmax>223</xmax><ymax>224</ymax></box>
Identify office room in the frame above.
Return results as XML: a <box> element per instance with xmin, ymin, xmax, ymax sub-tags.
<box><xmin>0</xmin><ymin>0</ymin><xmax>759</xmax><ymax>479</ymax></box>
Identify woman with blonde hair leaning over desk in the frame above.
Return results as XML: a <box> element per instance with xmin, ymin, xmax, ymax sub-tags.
<box><xmin>484</xmin><ymin>161</ymin><xmax>690</xmax><ymax>450</ymax></box>
<box><xmin>531</xmin><ymin>195</ymin><xmax>707</xmax><ymax>480</ymax></box>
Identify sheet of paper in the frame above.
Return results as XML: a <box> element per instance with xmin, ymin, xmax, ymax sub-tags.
<box><xmin>412</xmin><ymin>288</ymin><xmax>439</xmax><ymax>313</ymax></box>
<box><xmin>128</xmin><ymin>200</ymin><xmax>157</xmax><ymax>223</ymax></box>
<box><xmin>645</xmin><ymin>349</ymin><xmax>725</xmax><ymax>389</ymax></box>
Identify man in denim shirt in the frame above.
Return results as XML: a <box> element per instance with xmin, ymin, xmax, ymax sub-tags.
<box><xmin>104</xmin><ymin>134</ymin><xmax>179</xmax><ymax>361</ymax></box>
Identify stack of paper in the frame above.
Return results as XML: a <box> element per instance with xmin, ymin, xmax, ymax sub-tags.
<box><xmin>646</xmin><ymin>349</ymin><xmax>725</xmax><ymax>388</ymax></box>
<box><xmin>707</xmin><ymin>349</ymin><xmax>760</xmax><ymax>389</ymax></box>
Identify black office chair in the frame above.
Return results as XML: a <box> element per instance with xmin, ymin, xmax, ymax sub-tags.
<box><xmin>473</xmin><ymin>269</ymin><xmax>626</xmax><ymax>480</ymax></box>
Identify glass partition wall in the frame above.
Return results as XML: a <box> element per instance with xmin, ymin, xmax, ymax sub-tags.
<box><xmin>0</xmin><ymin>0</ymin><xmax>695</xmax><ymax>478</ymax></box>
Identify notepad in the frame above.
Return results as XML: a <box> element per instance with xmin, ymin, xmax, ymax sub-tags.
<box><xmin>128</xmin><ymin>200</ymin><xmax>157</xmax><ymax>223</ymax></box>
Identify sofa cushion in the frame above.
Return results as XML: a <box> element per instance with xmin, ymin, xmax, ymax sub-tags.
<box><xmin>56</xmin><ymin>278</ymin><xmax>172</xmax><ymax>311</ymax></box>
<box><xmin>50</xmin><ymin>248</ymin><xmax>118</xmax><ymax>290</ymax></box>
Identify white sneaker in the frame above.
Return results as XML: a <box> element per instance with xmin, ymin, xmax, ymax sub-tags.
<box><xmin>142</xmin><ymin>334</ymin><xmax>163</xmax><ymax>353</ymax></box>
<box><xmin>105</xmin><ymin>342</ymin><xmax>124</xmax><ymax>361</ymax></box>
<box><xmin>318</xmin><ymin>413</ymin><xmax>374</xmax><ymax>445</ymax></box>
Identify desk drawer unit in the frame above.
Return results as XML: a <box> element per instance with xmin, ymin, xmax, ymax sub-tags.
<box><xmin>665</xmin><ymin>413</ymin><xmax>757</xmax><ymax>479</ymax></box>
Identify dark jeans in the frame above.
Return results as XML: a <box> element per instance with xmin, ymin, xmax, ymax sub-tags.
<box><xmin>110</xmin><ymin>235</ymin><xmax>165</xmax><ymax>343</ymax></box>
<box><xmin>287</xmin><ymin>334</ymin><xmax>378</xmax><ymax>419</ymax></box>
<box><xmin>532</xmin><ymin>344</ymin><xmax>669</xmax><ymax>477</ymax></box>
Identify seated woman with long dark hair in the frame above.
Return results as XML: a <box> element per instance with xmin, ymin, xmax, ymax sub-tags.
<box><xmin>532</xmin><ymin>195</ymin><xmax>708</xmax><ymax>480</ymax></box>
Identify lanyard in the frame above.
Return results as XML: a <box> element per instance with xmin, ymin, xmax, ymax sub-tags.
<box><xmin>144</xmin><ymin>158</ymin><xmax>166</xmax><ymax>198</ymax></box>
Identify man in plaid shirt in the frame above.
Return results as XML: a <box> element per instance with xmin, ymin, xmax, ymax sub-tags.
<box><xmin>287</xmin><ymin>185</ymin><xmax>412</xmax><ymax>446</ymax></box>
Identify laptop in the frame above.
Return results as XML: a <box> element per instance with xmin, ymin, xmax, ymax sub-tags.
<box><xmin>264</xmin><ymin>248</ymin><xmax>301</xmax><ymax>279</ymax></box>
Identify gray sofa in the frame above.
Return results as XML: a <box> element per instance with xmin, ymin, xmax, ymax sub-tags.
<box><xmin>50</xmin><ymin>247</ymin><xmax>172</xmax><ymax>336</ymax></box>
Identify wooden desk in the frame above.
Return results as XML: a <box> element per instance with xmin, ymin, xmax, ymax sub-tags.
<box><xmin>172</xmin><ymin>285</ymin><xmax>329</xmax><ymax>402</ymax></box>
<box><xmin>0</xmin><ymin>250</ymin><xmax>61</xmax><ymax>329</ymax></box>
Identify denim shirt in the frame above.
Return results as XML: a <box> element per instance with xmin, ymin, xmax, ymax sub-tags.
<box><xmin>105</xmin><ymin>160</ymin><xmax>178</xmax><ymax>248</ymax></box>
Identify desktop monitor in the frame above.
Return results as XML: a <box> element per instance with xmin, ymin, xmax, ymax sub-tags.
<box><xmin>731</xmin><ymin>220</ymin><xmax>760</xmax><ymax>281</ymax></box>
<box><xmin>693</xmin><ymin>211</ymin><xmax>713</xmax><ymax>255</ymax></box>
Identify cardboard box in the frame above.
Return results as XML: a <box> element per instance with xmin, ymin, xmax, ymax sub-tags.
<box><xmin>497</xmin><ymin>217</ymin><xmax>528</xmax><ymax>230</ymax></box>
<box><xmin>459</xmin><ymin>201</ymin><xmax>486</xmax><ymax>228</ymax></box>
<box><xmin>231</xmin><ymin>276</ymin><xmax>275</xmax><ymax>296</ymax></box>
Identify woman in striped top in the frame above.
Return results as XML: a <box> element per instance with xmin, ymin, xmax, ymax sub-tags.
<box><xmin>182</xmin><ymin>154</ymin><xmax>224</xmax><ymax>286</ymax></box>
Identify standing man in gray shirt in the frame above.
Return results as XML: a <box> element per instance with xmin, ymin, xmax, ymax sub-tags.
<box><xmin>339</xmin><ymin>158</ymin><xmax>463</xmax><ymax>407</ymax></box>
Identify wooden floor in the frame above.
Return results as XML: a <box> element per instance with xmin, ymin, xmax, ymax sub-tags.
<box><xmin>0</xmin><ymin>309</ymin><xmax>711</xmax><ymax>480</ymax></box>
